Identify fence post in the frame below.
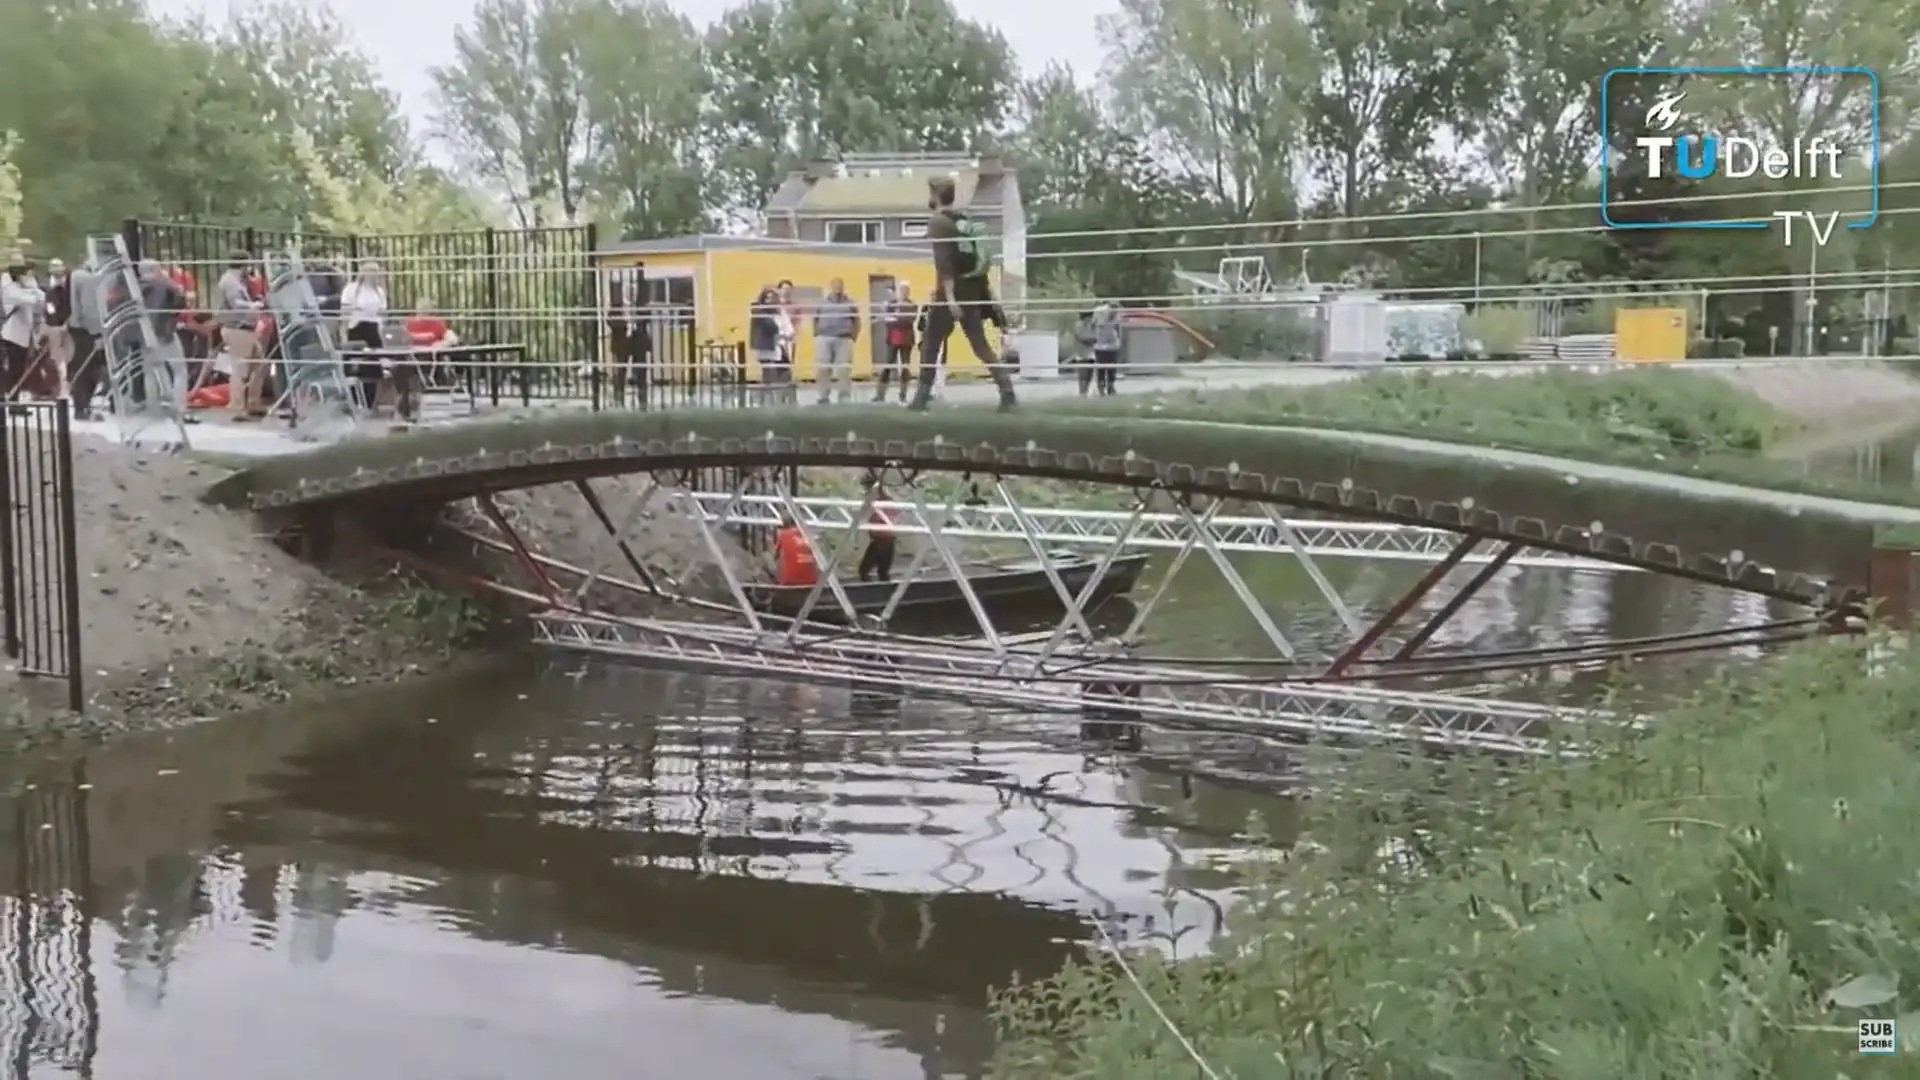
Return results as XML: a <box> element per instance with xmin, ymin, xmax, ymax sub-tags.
<box><xmin>585</xmin><ymin>223</ymin><xmax>603</xmax><ymax>413</ymax></box>
<box><xmin>483</xmin><ymin>228</ymin><xmax>502</xmax><ymax>407</ymax></box>
<box><xmin>0</xmin><ymin>413</ymin><xmax>13</xmax><ymax>660</ymax></box>
<box><xmin>54</xmin><ymin>401</ymin><xmax>83</xmax><ymax>712</ymax></box>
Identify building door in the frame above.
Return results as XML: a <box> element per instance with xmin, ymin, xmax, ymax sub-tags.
<box><xmin>867</xmin><ymin>274</ymin><xmax>896</xmax><ymax>376</ymax></box>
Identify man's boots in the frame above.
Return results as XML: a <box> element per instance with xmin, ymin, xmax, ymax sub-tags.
<box><xmin>989</xmin><ymin>362</ymin><xmax>1017</xmax><ymax>413</ymax></box>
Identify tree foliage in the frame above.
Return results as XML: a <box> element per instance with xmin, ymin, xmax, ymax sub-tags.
<box><xmin>4</xmin><ymin>0</ymin><xmax>1917</xmax><ymax>343</ymax></box>
<box><xmin>702</xmin><ymin>0</ymin><xmax>1018</xmax><ymax>218</ymax></box>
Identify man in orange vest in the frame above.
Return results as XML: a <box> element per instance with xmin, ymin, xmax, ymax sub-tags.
<box><xmin>773</xmin><ymin>518</ymin><xmax>819</xmax><ymax>588</ymax></box>
<box><xmin>857</xmin><ymin>486</ymin><xmax>897</xmax><ymax>582</ymax></box>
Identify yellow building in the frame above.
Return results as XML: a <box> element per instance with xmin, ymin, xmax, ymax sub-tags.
<box><xmin>596</xmin><ymin>235</ymin><xmax>1005</xmax><ymax>383</ymax></box>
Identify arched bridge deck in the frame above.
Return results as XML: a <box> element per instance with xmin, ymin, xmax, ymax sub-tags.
<box><xmin>206</xmin><ymin>407</ymin><xmax>1920</xmax><ymax>605</ymax></box>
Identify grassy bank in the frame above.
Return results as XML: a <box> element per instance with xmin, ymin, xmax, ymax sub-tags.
<box><xmin>989</xmin><ymin>637</ymin><xmax>1920</xmax><ymax>1076</ymax></box>
<box><xmin>1051</xmin><ymin>368</ymin><xmax>1920</xmax><ymax>506</ymax></box>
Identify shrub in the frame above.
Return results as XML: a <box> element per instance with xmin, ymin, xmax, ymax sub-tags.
<box><xmin>991</xmin><ymin>637</ymin><xmax>1920</xmax><ymax>1078</ymax></box>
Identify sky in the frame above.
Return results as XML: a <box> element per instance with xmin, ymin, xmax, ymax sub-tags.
<box><xmin>146</xmin><ymin>0</ymin><xmax>1118</xmax><ymax>130</ymax></box>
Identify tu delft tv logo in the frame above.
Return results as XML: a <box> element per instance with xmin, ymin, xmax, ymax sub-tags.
<box><xmin>1600</xmin><ymin>67</ymin><xmax>1882</xmax><ymax>247</ymax></box>
<box><xmin>1635</xmin><ymin>90</ymin><xmax>1844</xmax><ymax>184</ymax></box>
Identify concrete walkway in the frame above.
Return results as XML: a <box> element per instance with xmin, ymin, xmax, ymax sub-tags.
<box><xmin>79</xmin><ymin>355</ymin><xmax>1903</xmax><ymax>459</ymax></box>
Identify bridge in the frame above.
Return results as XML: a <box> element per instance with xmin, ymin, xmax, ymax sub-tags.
<box><xmin>198</xmin><ymin>404</ymin><xmax>1920</xmax><ymax>758</ymax></box>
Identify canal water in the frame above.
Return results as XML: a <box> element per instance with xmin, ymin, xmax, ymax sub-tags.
<box><xmin>2</xmin><ymin>433</ymin><xmax>1913</xmax><ymax>1080</ymax></box>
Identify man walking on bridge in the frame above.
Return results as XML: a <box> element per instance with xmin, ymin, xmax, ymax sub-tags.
<box><xmin>910</xmin><ymin>176</ymin><xmax>1015</xmax><ymax>413</ymax></box>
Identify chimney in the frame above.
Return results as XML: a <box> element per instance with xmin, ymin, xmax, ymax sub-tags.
<box><xmin>805</xmin><ymin>160</ymin><xmax>837</xmax><ymax>180</ymax></box>
<box><xmin>976</xmin><ymin>155</ymin><xmax>1004</xmax><ymax>176</ymax></box>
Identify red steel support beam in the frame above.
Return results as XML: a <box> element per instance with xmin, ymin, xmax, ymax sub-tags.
<box><xmin>1322</xmin><ymin>535</ymin><xmax>1477</xmax><ymax>678</ymax></box>
<box><xmin>1388</xmin><ymin>540</ymin><xmax>1521</xmax><ymax>663</ymax></box>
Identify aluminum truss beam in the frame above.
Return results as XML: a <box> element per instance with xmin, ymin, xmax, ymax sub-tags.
<box><xmin>531</xmin><ymin>613</ymin><xmax>1606</xmax><ymax>757</ymax></box>
<box><xmin>681</xmin><ymin>492</ymin><xmax>1627</xmax><ymax>571</ymax></box>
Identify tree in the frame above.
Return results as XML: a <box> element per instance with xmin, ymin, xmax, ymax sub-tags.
<box><xmin>1298</xmin><ymin>0</ymin><xmax>1502</xmax><ymax>224</ymax></box>
<box><xmin>292</xmin><ymin>129</ymin><xmax>492</xmax><ymax>237</ymax></box>
<box><xmin>1479</xmin><ymin>0</ymin><xmax>1668</xmax><ymax>216</ymax></box>
<box><xmin>703</xmin><ymin>0</ymin><xmax>1018</xmax><ymax>219</ymax></box>
<box><xmin>220</xmin><ymin>1</ymin><xmax>414</xmax><ymax>182</ymax></box>
<box><xmin>431</xmin><ymin>0</ymin><xmax>602</xmax><ymax>226</ymax></box>
<box><xmin>576</xmin><ymin>0</ymin><xmax>711</xmax><ymax>237</ymax></box>
<box><xmin>1101</xmin><ymin>0</ymin><xmax>1317</xmax><ymax>224</ymax></box>
<box><xmin>0</xmin><ymin>131</ymin><xmax>23</xmax><ymax>257</ymax></box>
<box><xmin>1006</xmin><ymin>64</ymin><xmax>1114</xmax><ymax>211</ymax></box>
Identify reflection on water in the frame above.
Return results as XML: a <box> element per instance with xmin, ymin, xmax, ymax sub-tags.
<box><xmin>0</xmin><ymin>511</ymin><xmax>1874</xmax><ymax>1078</ymax></box>
<box><xmin>0</xmin><ymin>666</ymin><xmax>1248</xmax><ymax>1080</ymax></box>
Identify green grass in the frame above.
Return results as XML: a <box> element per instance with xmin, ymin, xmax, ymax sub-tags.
<box><xmin>1051</xmin><ymin>369</ymin><xmax>1920</xmax><ymax>506</ymax></box>
<box><xmin>989</xmin><ymin>637</ymin><xmax>1920</xmax><ymax>1077</ymax></box>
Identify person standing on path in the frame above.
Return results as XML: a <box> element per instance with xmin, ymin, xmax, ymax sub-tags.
<box><xmin>749</xmin><ymin>287</ymin><xmax>792</xmax><ymax>404</ymax></box>
<box><xmin>1090</xmin><ymin>302</ymin><xmax>1123</xmax><ymax>396</ymax></box>
<box><xmin>66</xmin><ymin>256</ymin><xmax>104</xmax><ymax>418</ymax></box>
<box><xmin>340</xmin><ymin>260</ymin><xmax>389</xmax><ymax>412</ymax></box>
<box><xmin>217</xmin><ymin>250</ymin><xmax>269</xmax><ymax>420</ymax></box>
<box><xmin>0</xmin><ymin>256</ymin><xmax>43</xmax><ymax>400</ymax></box>
<box><xmin>812</xmin><ymin>278</ymin><xmax>859</xmax><ymax>405</ymax></box>
<box><xmin>875</xmin><ymin>283</ymin><xmax>917</xmax><ymax>403</ymax></box>
<box><xmin>909</xmin><ymin>176</ymin><xmax>1015</xmax><ymax>413</ymax></box>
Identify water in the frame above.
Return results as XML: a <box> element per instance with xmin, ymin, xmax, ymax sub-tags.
<box><xmin>4</xmin><ymin>431</ymin><xmax>1914</xmax><ymax>1079</ymax></box>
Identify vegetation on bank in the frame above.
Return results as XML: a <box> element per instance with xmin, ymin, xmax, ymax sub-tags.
<box><xmin>1055</xmin><ymin>368</ymin><xmax>1920</xmax><ymax>506</ymax></box>
<box><xmin>990</xmin><ymin>637</ymin><xmax>1920</xmax><ymax>1076</ymax></box>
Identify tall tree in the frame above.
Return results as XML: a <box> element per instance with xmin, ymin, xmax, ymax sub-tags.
<box><xmin>576</xmin><ymin>0</ymin><xmax>711</xmax><ymax>237</ymax></box>
<box><xmin>1007</xmin><ymin>64</ymin><xmax>1115</xmax><ymax>211</ymax></box>
<box><xmin>0</xmin><ymin>0</ymin><xmax>304</xmax><ymax>253</ymax></box>
<box><xmin>431</xmin><ymin>0</ymin><xmax>602</xmax><ymax>226</ymax></box>
<box><xmin>1479</xmin><ymin>0</ymin><xmax>1669</xmax><ymax>215</ymax></box>
<box><xmin>220</xmin><ymin>1</ymin><xmax>414</xmax><ymax>182</ymax></box>
<box><xmin>1101</xmin><ymin>0</ymin><xmax>1317</xmax><ymax>224</ymax></box>
<box><xmin>703</xmin><ymin>0</ymin><xmax>1018</xmax><ymax>219</ymax></box>
<box><xmin>1298</xmin><ymin>0</ymin><xmax>1502</xmax><ymax>224</ymax></box>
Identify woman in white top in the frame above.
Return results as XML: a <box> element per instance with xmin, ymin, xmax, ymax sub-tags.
<box><xmin>339</xmin><ymin>260</ymin><xmax>388</xmax><ymax>409</ymax></box>
<box><xmin>0</xmin><ymin>256</ymin><xmax>45</xmax><ymax>401</ymax></box>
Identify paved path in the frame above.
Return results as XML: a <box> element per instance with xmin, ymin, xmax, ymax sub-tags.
<box><xmin>81</xmin><ymin>355</ymin><xmax>1901</xmax><ymax>459</ymax></box>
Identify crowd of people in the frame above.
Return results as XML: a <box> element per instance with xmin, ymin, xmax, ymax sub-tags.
<box><xmin>4</xmin><ymin>177</ymin><xmax>1122</xmax><ymax>431</ymax></box>
<box><xmin>0</xmin><ymin>249</ymin><xmax>465</xmax><ymax>426</ymax></box>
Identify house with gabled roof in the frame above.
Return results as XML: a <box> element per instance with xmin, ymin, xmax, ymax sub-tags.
<box><xmin>762</xmin><ymin>151</ymin><xmax>1028</xmax><ymax>302</ymax></box>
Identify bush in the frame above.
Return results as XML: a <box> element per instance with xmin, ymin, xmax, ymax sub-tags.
<box><xmin>991</xmin><ymin>637</ymin><xmax>1920</xmax><ymax>1078</ymax></box>
<box><xmin>1184</xmin><ymin>306</ymin><xmax>1317</xmax><ymax>361</ymax></box>
<box><xmin>1893</xmin><ymin>336</ymin><xmax>1917</xmax><ymax>356</ymax></box>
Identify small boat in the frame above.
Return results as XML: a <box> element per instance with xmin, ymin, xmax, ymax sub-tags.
<box><xmin>746</xmin><ymin>551</ymin><xmax>1151</xmax><ymax>623</ymax></box>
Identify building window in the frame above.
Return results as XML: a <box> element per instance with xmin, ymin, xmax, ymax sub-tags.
<box><xmin>899</xmin><ymin>220</ymin><xmax>928</xmax><ymax>240</ymax></box>
<box><xmin>825</xmin><ymin>220</ymin><xmax>883</xmax><ymax>245</ymax></box>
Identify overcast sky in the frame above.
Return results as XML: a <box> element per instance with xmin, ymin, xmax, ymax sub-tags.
<box><xmin>147</xmin><ymin>0</ymin><xmax>1116</xmax><ymax>128</ymax></box>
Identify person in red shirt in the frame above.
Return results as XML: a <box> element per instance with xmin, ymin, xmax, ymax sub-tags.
<box><xmin>857</xmin><ymin>484</ymin><xmax>897</xmax><ymax>582</ymax></box>
<box><xmin>773</xmin><ymin>520</ymin><xmax>819</xmax><ymax>588</ymax></box>
<box><xmin>403</xmin><ymin>300</ymin><xmax>462</xmax><ymax>389</ymax></box>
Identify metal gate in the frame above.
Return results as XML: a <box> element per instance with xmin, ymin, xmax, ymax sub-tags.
<box><xmin>0</xmin><ymin>402</ymin><xmax>84</xmax><ymax>712</ymax></box>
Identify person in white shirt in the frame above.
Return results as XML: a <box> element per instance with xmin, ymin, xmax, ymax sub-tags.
<box><xmin>1</xmin><ymin>255</ymin><xmax>46</xmax><ymax>401</ymax></box>
<box><xmin>339</xmin><ymin>260</ymin><xmax>388</xmax><ymax>410</ymax></box>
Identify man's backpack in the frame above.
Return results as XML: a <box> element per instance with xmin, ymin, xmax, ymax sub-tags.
<box><xmin>951</xmin><ymin>213</ymin><xmax>996</xmax><ymax>278</ymax></box>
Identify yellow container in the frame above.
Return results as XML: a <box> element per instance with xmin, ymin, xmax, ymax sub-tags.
<box><xmin>1614</xmin><ymin>307</ymin><xmax>1688</xmax><ymax>363</ymax></box>
<box><xmin>598</xmin><ymin>236</ymin><xmax>1004</xmax><ymax>382</ymax></box>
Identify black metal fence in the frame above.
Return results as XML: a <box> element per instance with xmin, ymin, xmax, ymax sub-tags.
<box><xmin>124</xmin><ymin>218</ymin><xmax>605</xmax><ymax>403</ymax></box>
<box><xmin>121</xmin><ymin>218</ymin><xmax>809</xmax><ymax>416</ymax></box>
<box><xmin>0</xmin><ymin>401</ymin><xmax>83</xmax><ymax>712</ymax></box>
